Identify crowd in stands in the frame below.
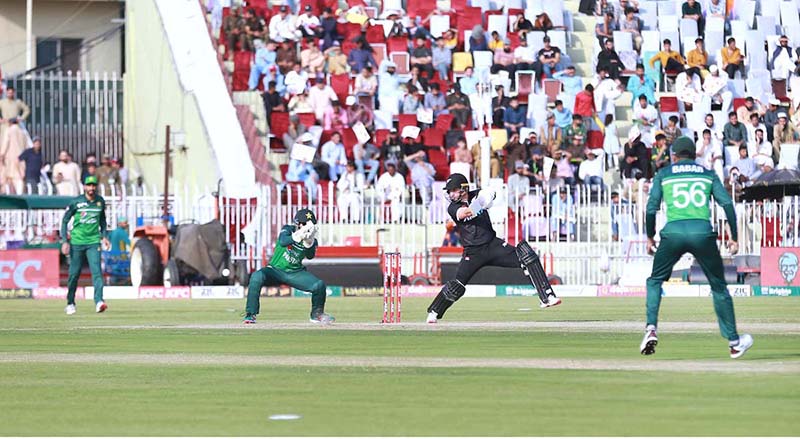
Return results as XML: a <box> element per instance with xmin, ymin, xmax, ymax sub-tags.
<box><xmin>0</xmin><ymin>86</ymin><xmax>128</xmax><ymax>196</ymax></box>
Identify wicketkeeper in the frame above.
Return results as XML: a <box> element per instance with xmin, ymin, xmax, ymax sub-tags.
<box><xmin>61</xmin><ymin>175</ymin><xmax>110</xmax><ymax>315</ymax></box>
<box><xmin>641</xmin><ymin>136</ymin><xmax>753</xmax><ymax>358</ymax></box>
<box><xmin>243</xmin><ymin>209</ymin><xmax>334</xmax><ymax>324</ymax></box>
<box><xmin>426</xmin><ymin>173</ymin><xmax>561</xmax><ymax>323</ymax></box>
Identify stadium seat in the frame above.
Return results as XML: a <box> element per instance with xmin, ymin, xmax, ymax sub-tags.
<box><xmin>435</xmin><ymin>114</ymin><xmax>455</xmax><ymax>131</ymax></box>
<box><xmin>390</xmin><ymin>52</ymin><xmax>410</xmax><ymax>75</ymax></box>
<box><xmin>365</xmin><ymin>25</ymin><xmax>385</xmax><ymax>44</ymax></box>
<box><xmin>398</xmin><ymin>114</ymin><xmax>418</xmax><ymax>134</ymax></box>
<box><xmin>270</xmin><ymin>112</ymin><xmax>291</xmax><ymax>138</ymax></box>
<box><xmin>387</xmin><ymin>37</ymin><xmax>408</xmax><ymax>54</ymax></box>
<box><xmin>297</xmin><ymin>113</ymin><xmax>317</xmax><ymax>128</ymax></box>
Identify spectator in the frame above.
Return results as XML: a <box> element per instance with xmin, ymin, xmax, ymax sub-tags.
<box><xmin>686</xmin><ymin>38</ymin><xmax>708</xmax><ymax>77</ymax></box>
<box><xmin>81</xmin><ymin>153</ymin><xmax>97</xmax><ymax>182</ymax></box>
<box><xmin>424</xmin><ymin>83</ymin><xmax>448</xmax><ymax>117</ymax></box>
<box><xmin>276</xmin><ymin>40</ymin><xmax>297</xmax><ymax>74</ymax></box>
<box><xmin>401</xmin><ymin>87</ymin><xmax>424</xmax><ymax>114</ymax></box>
<box><xmin>95</xmin><ymin>155</ymin><xmax>118</xmax><ymax>194</ymax></box>
<box><xmin>579</xmin><ymin>149</ymin><xmax>605</xmax><ymax>190</ymax></box>
<box><xmin>733</xmin><ymin>146</ymin><xmax>759</xmax><ymax>182</ymax></box>
<box><xmin>772</xmin><ymin>112</ymin><xmax>798</xmax><ymax>158</ymax></box>
<box><xmin>491</xmin><ymin>85</ymin><xmax>510</xmax><ymax>128</ymax></box>
<box><xmin>408</xmin><ymin>36</ymin><xmax>434</xmax><ymax>79</ymax></box>
<box><xmin>488</xmin><ymin>31</ymin><xmax>504</xmax><ymax>51</ymax></box>
<box><xmin>771</xmin><ymin>35</ymin><xmax>798</xmax><ymax>81</ymax></box>
<box><xmin>283</xmin><ymin>117</ymin><xmax>308</xmax><ymax>152</ymax></box>
<box><xmin>491</xmin><ymin>45</ymin><xmax>515</xmax><ymax>80</ymax></box>
<box><xmin>405</xmin><ymin>153</ymin><xmax>435</xmax><ymax>206</ymax></box>
<box><xmin>573</xmin><ymin>84</ymin><xmax>595</xmax><ymax>122</ymax></box>
<box><xmin>348</xmin><ymin>38</ymin><xmax>377</xmax><ymax>74</ymax></box>
<box><xmin>626</xmin><ymin>63</ymin><xmax>655</xmax><ymax>107</ymax></box>
<box><xmin>736</xmin><ymin>97</ymin><xmax>765</xmax><ymax>128</ymax></box>
<box><xmin>595</xmin><ymin>0</ymin><xmax>615</xmax><ymax>17</ymax></box>
<box><xmin>551</xmin><ymin>187</ymin><xmax>576</xmax><ymax>241</ymax></box>
<box><xmin>648</xmin><ymin>39</ymin><xmax>685</xmax><ymax>73</ymax></box>
<box><xmin>354</xmin><ymin>65</ymin><xmax>378</xmax><ymax>104</ymax></box>
<box><xmin>263</xmin><ymin>80</ymin><xmax>287</xmax><ymax>121</ymax></box>
<box><xmin>346</xmin><ymin>95</ymin><xmax>373</xmax><ymax>129</ymax></box>
<box><xmin>432</xmin><ymin>37</ymin><xmax>452</xmax><ymax>81</ymax></box>
<box><xmin>18</xmin><ymin>136</ymin><xmax>43</xmax><ymax>194</ymax></box>
<box><xmin>620</xmin><ymin>126</ymin><xmax>648</xmax><ymax>179</ymax></box>
<box><xmin>563</xmin><ymin>114</ymin><xmax>587</xmax><ymax>148</ymax></box>
<box><xmin>706</xmin><ymin>0</ymin><xmax>726</xmax><ymax>21</ymax></box>
<box><xmin>651</xmin><ymin>132</ymin><xmax>670</xmax><ymax>170</ymax></box>
<box><xmin>0</xmin><ymin>121</ymin><xmax>26</xmax><ymax>193</ymax></box>
<box><xmin>323</xmin><ymin>100</ymin><xmax>349</xmax><ymax>131</ymax></box>
<box><xmin>52</xmin><ymin>150</ymin><xmax>82</xmax><ymax>196</ymax></box>
<box><xmin>764</xmin><ymin>98</ymin><xmax>781</xmax><ymax>143</ymax></box>
<box><xmin>632</xmin><ymin>94</ymin><xmax>658</xmax><ymax>146</ymax></box>
<box><xmin>695</xmin><ymin>129</ymin><xmax>723</xmax><ymax>177</ymax></box>
<box><xmin>323</xmin><ymin>43</ymin><xmax>348</xmax><ymax>75</ymax></box>
<box><xmin>595</xmin><ymin>12</ymin><xmax>617</xmax><ymax>45</ymax></box>
<box><xmin>446</xmin><ymin>84</ymin><xmax>471</xmax><ymax>129</ymax></box>
<box><xmin>286</xmin><ymin>155</ymin><xmax>319</xmax><ymax>201</ymax></box>
<box><xmin>353</xmin><ymin>141</ymin><xmax>380</xmax><ymax>186</ymax></box>
<box><xmin>458</xmin><ymin>66</ymin><xmax>478</xmax><ymax>95</ymax></box>
<box><xmin>504</xmin><ymin>133</ymin><xmax>527</xmax><ymax>172</ymax></box>
<box><xmin>288</xmin><ymin>89</ymin><xmax>314</xmax><ymax>114</ymax></box>
<box><xmin>376</xmin><ymin>162</ymin><xmax>405</xmax><ymax>222</ymax></box>
<box><xmin>284</xmin><ymin>63</ymin><xmax>309</xmax><ymax>96</ymax></box>
<box><xmin>108</xmin><ymin>216</ymin><xmax>130</xmax><ymax>253</ymax></box>
<box><xmin>721</xmin><ymin>37</ymin><xmax>745</xmax><ymax>79</ymax></box>
<box><xmin>468</xmin><ymin>25</ymin><xmax>489</xmax><ymax>52</ymax></box>
<box><xmin>552</xmin><ymin>100</ymin><xmax>573</xmax><ymax>129</ymax></box>
<box><xmin>663</xmin><ymin>115</ymin><xmax>681</xmax><ymax>146</ymax></box>
<box><xmin>748</xmin><ymin>129</ymin><xmax>773</xmax><ymax>166</ymax></box>
<box><xmin>241</xmin><ymin>8</ymin><xmax>265</xmax><ymax>50</ymax></box>
<box><xmin>553</xmin><ymin>150</ymin><xmax>576</xmax><ymax>186</ymax></box>
<box><xmin>566</xmin><ymin>131</ymin><xmax>587</xmax><ymax>164</ymax></box>
<box><xmin>593</xmin><ymin>66</ymin><xmax>623</xmax><ymax>120</ymax></box>
<box><xmin>300</xmin><ymin>39</ymin><xmax>325</xmax><ymax>74</ymax></box>
<box><xmin>507</xmin><ymin>160</ymin><xmax>531</xmax><ymax>206</ymax></box>
<box><xmin>535</xmin><ymin>12</ymin><xmax>556</xmax><ymax>31</ymax></box>
<box><xmin>597</xmin><ymin>38</ymin><xmax>623</xmax><ymax>80</ymax></box>
<box><xmin>503</xmin><ymin>97</ymin><xmax>526</xmax><ymax>136</ymax></box>
<box><xmin>523</xmin><ymin>130</ymin><xmax>540</xmax><ymax>152</ymax></box>
<box><xmin>526</xmin><ymin>148</ymin><xmax>546</xmax><ymax>186</ymax></box>
<box><xmin>682</xmin><ymin>0</ymin><xmax>704</xmax><ymax>35</ymax></box>
<box><xmin>513</xmin><ymin>38</ymin><xmax>536</xmax><ymax>74</ymax></box>
<box><xmin>534</xmin><ymin>36</ymin><xmax>563</xmax><ymax>80</ymax></box>
<box><xmin>675</xmin><ymin>68</ymin><xmax>702</xmax><ymax>109</ymax></box>
<box><xmin>309</xmin><ymin>77</ymin><xmax>337</xmax><ymax>122</ymax></box>
<box><xmin>619</xmin><ymin>7</ymin><xmax>642</xmax><ymax>52</ymax></box>
<box><xmin>111</xmin><ymin>157</ymin><xmax>127</xmax><ymax>189</ymax></box>
<box><xmin>513</xmin><ymin>13</ymin><xmax>533</xmax><ymax>35</ymax></box>
<box><xmin>442</xmin><ymin>219</ymin><xmax>460</xmax><ymax>246</ymax></box>
<box><xmin>610</xmin><ymin>190</ymin><xmax>632</xmax><ymax>241</ymax></box>
<box><xmin>269</xmin><ymin>5</ymin><xmax>298</xmax><ymax>43</ymax></box>
<box><xmin>553</xmin><ymin>66</ymin><xmax>583</xmax><ymax>108</ymax></box>
<box><xmin>746</xmin><ymin>113</ymin><xmax>767</xmax><ymax>145</ymax></box>
<box><xmin>378</xmin><ymin>61</ymin><xmax>402</xmax><ymax>116</ymax></box>
<box><xmin>222</xmin><ymin>7</ymin><xmax>245</xmax><ymax>59</ymax></box>
<box><xmin>600</xmin><ymin>114</ymin><xmax>620</xmax><ymax>168</ymax></box>
<box><xmin>537</xmin><ymin>112</ymin><xmax>561</xmax><ymax>156</ymax></box>
<box><xmin>452</xmin><ymin>138</ymin><xmax>474</xmax><ymax>173</ymax></box>
<box><xmin>723</xmin><ymin>111</ymin><xmax>748</xmax><ymax>155</ymax></box>
<box><xmin>702</xmin><ymin>65</ymin><xmax>732</xmax><ymax>113</ymax></box>
<box><xmin>336</xmin><ymin>161</ymin><xmax>365</xmax><ymax>222</ymax></box>
<box><xmin>443</xmin><ymin>29</ymin><xmax>458</xmax><ymax>50</ymax></box>
<box><xmin>702</xmin><ymin>112</ymin><xmax>725</xmax><ymax>144</ymax></box>
<box><xmin>381</xmin><ymin>127</ymin><xmax>404</xmax><ymax>162</ymax></box>
<box><xmin>0</xmin><ymin>86</ymin><xmax>30</xmax><ymax>142</ymax></box>
<box><xmin>321</xmin><ymin>132</ymin><xmax>347</xmax><ymax>181</ymax></box>
<box><xmin>471</xmin><ymin>136</ymin><xmax>502</xmax><ymax>179</ymax></box>
<box><xmin>320</xmin><ymin>8</ymin><xmax>339</xmax><ymax>51</ymax></box>
<box><xmin>406</xmin><ymin>66</ymin><xmax>428</xmax><ymax>96</ymax></box>
<box><xmin>296</xmin><ymin>5</ymin><xmax>321</xmax><ymax>38</ymax></box>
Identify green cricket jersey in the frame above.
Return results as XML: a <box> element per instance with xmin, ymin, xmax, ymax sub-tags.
<box><xmin>269</xmin><ymin>225</ymin><xmax>317</xmax><ymax>272</ymax></box>
<box><xmin>646</xmin><ymin>160</ymin><xmax>738</xmax><ymax>240</ymax></box>
<box><xmin>61</xmin><ymin>195</ymin><xmax>108</xmax><ymax>245</ymax></box>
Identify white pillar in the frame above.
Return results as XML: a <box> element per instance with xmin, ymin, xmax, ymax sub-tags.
<box><xmin>479</xmin><ymin>137</ymin><xmax>491</xmax><ymax>187</ymax></box>
<box><xmin>26</xmin><ymin>0</ymin><xmax>33</xmax><ymax>71</ymax></box>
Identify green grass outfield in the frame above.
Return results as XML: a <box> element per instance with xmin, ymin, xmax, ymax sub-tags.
<box><xmin>0</xmin><ymin>297</ymin><xmax>798</xmax><ymax>436</ymax></box>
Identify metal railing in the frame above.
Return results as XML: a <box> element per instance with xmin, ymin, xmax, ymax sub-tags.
<box><xmin>2</xmin><ymin>180</ymin><xmax>797</xmax><ymax>285</ymax></box>
<box><xmin>5</xmin><ymin>71</ymin><xmax>124</xmax><ymax>164</ymax></box>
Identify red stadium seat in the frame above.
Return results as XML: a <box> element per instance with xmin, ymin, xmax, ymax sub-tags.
<box><xmin>660</xmin><ymin>96</ymin><xmax>679</xmax><ymax>112</ymax></box>
<box><xmin>342</xmin><ymin>39</ymin><xmax>358</xmax><ymax>56</ymax></box>
<box><xmin>398</xmin><ymin>114</ymin><xmax>418</xmax><ymax>134</ymax></box>
<box><xmin>435</xmin><ymin>114</ymin><xmax>454</xmax><ymax>131</ymax></box>
<box><xmin>387</xmin><ymin>37</ymin><xmax>408</xmax><ymax>54</ymax></box>
<box><xmin>330</xmin><ymin>73</ymin><xmax>351</xmax><ymax>102</ymax></box>
<box><xmin>374</xmin><ymin>128</ymin><xmax>390</xmax><ymax>146</ymax></box>
<box><xmin>297</xmin><ymin>112</ymin><xmax>317</xmax><ymax>127</ymax></box>
<box><xmin>270</xmin><ymin>112</ymin><xmax>291</xmax><ymax>138</ymax></box>
<box><xmin>507</xmin><ymin>32</ymin><xmax>521</xmax><ymax>50</ymax></box>
<box><xmin>427</xmin><ymin>147</ymin><xmax>449</xmax><ymax>179</ymax></box>
<box><xmin>233</xmin><ymin>51</ymin><xmax>252</xmax><ymax>69</ymax></box>
<box><xmin>543</xmin><ymin>79</ymin><xmax>562</xmax><ymax>102</ymax></box>
<box><xmin>422</xmin><ymin>128</ymin><xmax>445</xmax><ymax>147</ymax></box>
<box><xmin>732</xmin><ymin>98</ymin><xmax>746</xmax><ymax>111</ymax></box>
<box><xmin>365</xmin><ymin>25</ymin><xmax>385</xmax><ymax>44</ymax></box>
<box><xmin>586</xmin><ymin>130</ymin><xmax>604</xmax><ymax>149</ymax></box>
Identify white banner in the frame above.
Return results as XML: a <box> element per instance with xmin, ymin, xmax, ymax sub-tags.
<box><xmin>190</xmin><ymin>285</ymin><xmax>244</xmax><ymax>299</ymax></box>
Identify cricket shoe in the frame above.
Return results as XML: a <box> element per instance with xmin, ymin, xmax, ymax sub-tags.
<box><xmin>65</xmin><ymin>304</ymin><xmax>77</xmax><ymax>315</ymax></box>
<box><xmin>309</xmin><ymin>313</ymin><xmax>335</xmax><ymax>324</ymax></box>
<box><xmin>539</xmin><ymin>294</ymin><xmax>562</xmax><ymax>309</ymax></box>
<box><xmin>426</xmin><ymin>311</ymin><xmax>438</xmax><ymax>324</ymax></box>
<box><xmin>640</xmin><ymin>326</ymin><xmax>658</xmax><ymax>355</ymax></box>
<box><xmin>243</xmin><ymin>314</ymin><xmax>257</xmax><ymax>324</ymax></box>
<box><xmin>95</xmin><ymin>301</ymin><xmax>108</xmax><ymax>313</ymax></box>
<box><xmin>729</xmin><ymin>334</ymin><xmax>754</xmax><ymax>359</ymax></box>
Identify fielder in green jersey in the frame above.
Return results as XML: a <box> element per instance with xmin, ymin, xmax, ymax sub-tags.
<box><xmin>640</xmin><ymin>137</ymin><xmax>753</xmax><ymax>359</ymax></box>
<box><xmin>61</xmin><ymin>175</ymin><xmax>110</xmax><ymax>315</ymax></box>
<box><xmin>243</xmin><ymin>208</ymin><xmax>334</xmax><ymax>324</ymax></box>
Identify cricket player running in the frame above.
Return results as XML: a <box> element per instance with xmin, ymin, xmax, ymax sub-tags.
<box><xmin>426</xmin><ymin>173</ymin><xmax>561</xmax><ymax>323</ymax></box>
<box><xmin>61</xmin><ymin>175</ymin><xmax>110</xmax><ymax>315</ymax></box>
<box><xmin>243</xmin><ymin>209</ymin><xmax>334</xmax><ymax>324</ymax></box>
<box><xmin>641</xmin><ymin>137</ymin><xmax>753</xmax><ymax>358</ymax></box>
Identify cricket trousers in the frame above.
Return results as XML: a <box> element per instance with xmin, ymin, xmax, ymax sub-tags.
<box><xmin>646</xmin><ymin>221</ymin><xmax>739</xmax><ymax>341</ymax></box>
<box><xmin>245</xmin><ymin>266</ymin><xmax>327</xmax><ymax>317</ymax></box>
<box><xmin>66</xmin><ymin>243</ymin><xmax>104</xmax><ymax>305</ymax></box>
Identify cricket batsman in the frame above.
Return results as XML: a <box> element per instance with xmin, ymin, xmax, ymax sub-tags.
<box><xmin>243</xmin><ymin>208</ymin><xmax>334</xmax><ymax>324</ymax></box>
<box><xmin>426</xmin><ymin>173</ymin><xmax>561</xmax><ymax>323</ymax></box>
<box><xmin>61</xmin><ymin>175</ymin><xmax>110</xmax><ymax>315</ymax></box>
<box><xmin>641</xmin><ymin>136</ymin><xmax>753</xmax><ymax>359</ymax></box>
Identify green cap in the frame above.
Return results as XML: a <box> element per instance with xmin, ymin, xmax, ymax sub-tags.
<box><xmin>84</xmin><ymin>175</ymin><xmax>98</xmax><ymax>185</ymax></box>
<box><xmin>671</xmin><ymin>136</ymin><xmax>695</xmax><ymax>156</ymax></box>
